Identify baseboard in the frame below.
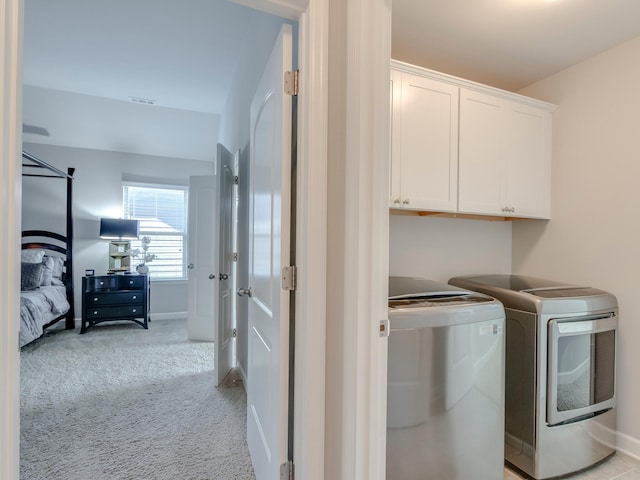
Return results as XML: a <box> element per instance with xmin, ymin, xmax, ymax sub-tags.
<box><xmin>617</xmin><ymin>430</ymin><xmax>640</xmax><ymax>461</ymax></box>
<box><xmin>236</xmin><ymin>360</ymin><xmax>248</xmax><ymax>388</ymax></box>
<box><xmin>150</xmin><ymin>312</ymin><xmax>188</xmax><ymax>321</ymax></box>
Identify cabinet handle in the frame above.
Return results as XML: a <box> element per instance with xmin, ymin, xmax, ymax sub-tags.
<box><xmin>393</xmin><ymin>198</ymin><xmax>401</xmax><ymax>205</ymax></box>
<box><xmin>402</xmin><ymin>199</ymin><xmax>410</xmax><ymax>205</ymax></box>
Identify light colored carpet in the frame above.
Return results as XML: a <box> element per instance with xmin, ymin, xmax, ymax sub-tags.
<box><xmin>20</xmin><ymin>318</ymin><xmax>255</xmax><ymax>480</ymax></box>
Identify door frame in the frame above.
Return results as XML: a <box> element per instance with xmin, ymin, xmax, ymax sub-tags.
<box><xmin>0</xmin><ymin>0</ymin><xmax>391</xmax><ymax>479</ymax></box>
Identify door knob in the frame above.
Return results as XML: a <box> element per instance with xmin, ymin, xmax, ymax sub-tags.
<box><xmin>220</xmin><ymin>273</ymin><xmax>229</xmax><ymax>280</ymax></box>
<box><xmin>209</xmin><ymin>274</ymin><xmax>215</xmax><ymax>279</ymax></box>
<box><xmin>237</xmin><ymin>287</ymin><xmax>252</xmax><ymax>297</ymax></box>
<box><xmin>188</xmin><ymin>263</ymin><xmax>194</xmax><ymax>269</ymax></box>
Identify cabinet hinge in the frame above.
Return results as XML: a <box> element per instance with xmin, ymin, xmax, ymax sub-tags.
<box><xmin>232</xmin><ymin>328</ymin><xmax>237</xmax><ymax>338</ymax></box>
<box><xmin>233</xmin><ymin>252</ymin><xmax>238</xmax><ymax>262</ymax></box>
<box><xmin>284</xmin><ymin>70</ymin><xmax>299</xmax><ymax>96</ymax></box>
<box><xmin>282</xmin><ymin>265</ymin><xmax>297</xmax><ymax>291</ymax></box>
<box><xmin>379</xmin><ymin>318</ymin><xmax>390</xmax><ymax>337</ymax></box>
<box><xmin>234</xmin><ymin>175</ymin><xmax>239</xmax><ymax>185</ymax></box>
<box><xmin>280</xmin><ymin>460</ymin><xmax>294</xmax><ymax>480</ymax></box>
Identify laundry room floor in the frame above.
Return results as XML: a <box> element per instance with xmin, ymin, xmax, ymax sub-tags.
<box><xmin>504</xmin><ymin>453</ymin><xmax>640</xmax><ymax>479</ymax></box>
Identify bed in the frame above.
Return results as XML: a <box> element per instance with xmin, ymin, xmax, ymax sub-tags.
<box><xmin>20</xmin><ymin>152</ymin><xmax>75</xmax><ymax>347</ymax></box>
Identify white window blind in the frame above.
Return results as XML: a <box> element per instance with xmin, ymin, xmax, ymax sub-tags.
<box><xmin>123</xmin><ymin>183</ymin><xmax>188</xmax><ymax>280</ymax></box>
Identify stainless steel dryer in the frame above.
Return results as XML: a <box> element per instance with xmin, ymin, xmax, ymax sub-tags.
<box><xmin>387</xmin><ymin>277</ymin><xmax>505</xmax><ymax>480</ymax></box>
<box><xmin>449</xmin><ymin>274</ymin><xmax>618</xmax><ymax>480</ymax></box>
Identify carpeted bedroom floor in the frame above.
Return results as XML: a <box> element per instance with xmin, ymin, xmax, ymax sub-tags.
<box><xmin>20</xmin><ymin>317</ymin><xmax>255</xmax><ymax>480</ymax></box>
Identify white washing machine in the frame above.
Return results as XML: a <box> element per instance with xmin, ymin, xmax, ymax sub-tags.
<box><xmin>386</xmin><ymin>276</ymin><xmax>505</xmax><ymax>480</ymax></box>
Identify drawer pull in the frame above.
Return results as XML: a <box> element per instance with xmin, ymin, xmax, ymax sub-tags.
<box><xmin>100</xmin><ymin>281</ymin><xmax>104</xmax><ymax>285</ymax></box>
<box><xmin>132</xmin><ymin>295</ymin><xmax>137</xmax><ymax>300</ymax></box>
<box><xmin>129</xmin><ymin>280</ymin><xmax>134</xmax><ymax>285</ymax></box>
<box><xmin>94</xmin><ymin>297</ymin><xmax>98</xmax><ymax>301</ymax></box>
<box><xmin>132</xmin><ymin>309</ymin><xmax>137</xmax><ymax>313</ymax></box>
<box><xmin>93</xmin><ymin>311</ymin><xmax>98</xmax><ymax>315</ymax></box>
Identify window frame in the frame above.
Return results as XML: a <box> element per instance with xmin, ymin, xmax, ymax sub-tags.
<box><xmin>122</xmin><ymin>181</ymin><xmax>188</xmax><ymax>281</ymax></box>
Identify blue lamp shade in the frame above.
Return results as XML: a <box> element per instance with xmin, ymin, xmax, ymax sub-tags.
<box><xmin>99</xmin><ymin>218</ymin><xmax>140</xmax><ymax>240</ymax></box>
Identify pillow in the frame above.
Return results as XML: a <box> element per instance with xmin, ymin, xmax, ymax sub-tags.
<box><xmin>21</xmin><ymin>262</ymin><xmax>45</xmax><ymax>291</ymax></box>
<box><xmin>21</xmin><ymin>249</ymin><xmax>45</xmax><ymax>264</ymax></box>
<box><xmin>40</xmin><ymin>256</ymin><xmax>55</xmax><ymax>286</ymax></box>
<box><xmin>51</xmin><ymin>257</ymin><xmax>64</xmax><ymax>280</ymax></box>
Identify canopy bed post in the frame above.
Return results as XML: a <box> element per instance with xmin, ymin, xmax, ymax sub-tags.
<box><xmin>65</xmin><ymin>167</ymin><xmax>75</xmax><ymax>328</ymax></box>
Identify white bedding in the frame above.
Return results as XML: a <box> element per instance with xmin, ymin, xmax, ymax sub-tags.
<box><xmin>20</xmin><ymin>285</ymin><xmax>70</xmax><ymax>347</ymax></box>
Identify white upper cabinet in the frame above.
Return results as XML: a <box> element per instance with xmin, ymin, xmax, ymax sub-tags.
<box><xmin>390</xmin><ymin>60</ymin><xmax>554</xmax><ymax>220</ymax></box>
<box><xmin>390</xmin><ymin>68</ymin><xmax>459</xmax><ymax>212</ymax></box>
<box><xmin>459</xmin><ymin>88</ymin><xmax>552</xmax><ymax>218</ymax></box>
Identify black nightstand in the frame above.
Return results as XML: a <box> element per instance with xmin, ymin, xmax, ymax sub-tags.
<box><xmin>81</xmin><ymin>274</ymin><xmax>150</xmax><ymax>334</ymax></box>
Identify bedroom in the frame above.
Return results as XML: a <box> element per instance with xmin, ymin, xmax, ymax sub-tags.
<box><xmin>21</xmin><ymin>0</ymin><xmax>292</xmax><ymax>329</ymax></box>
<box><xmin>19</xmin><ymin>0</ymin><xmax>296</xmax><ymax>478</ymax></box>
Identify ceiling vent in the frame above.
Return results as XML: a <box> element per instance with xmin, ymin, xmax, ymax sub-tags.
<box><xmin>129</xmin><ymin>96</ymin><xmax>156</xmax><ymax>106</ymax></box>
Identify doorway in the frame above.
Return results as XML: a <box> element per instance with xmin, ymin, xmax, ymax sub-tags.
<box><xmin>20</xmin><ymin>1</ymin><xmax>297</xmax><ymax>478</ymax></box>
<box><xmin>3</xmin><ymin>0</ymin><xmax>344</xmax><ymax>479</ymax></box>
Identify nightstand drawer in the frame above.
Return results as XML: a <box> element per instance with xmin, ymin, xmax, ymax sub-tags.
<box><xmin>85</xmin><ymin>276</ymin><xmax>118</xmax><ymax>291</ymax></box>
<box><xmin>86</xmin><ymin>305</ymin><xmax>145</xmax><ymax>319</ymax></box>
<box><xmin>118</xmin><ymin>276</ymin><xmax>146</xmax><ymax>289</ymax></box>
<box><xmin>86</xmin><ymin>291</ymin><xmax>144</xmax><ymax>306</ymax></box>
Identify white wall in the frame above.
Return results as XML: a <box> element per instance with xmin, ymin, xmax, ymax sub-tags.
<box><xmin>23</xmin><ymin>86</ymin><xmax>220</xmax><ymax>162</ymax></box>
<box><xmin>22</xmin><ymin>142</ymin><xmax>214</xmax><ymax>319</ymax></box>
<box><xmin>389</xmin><ymin>215</ymin><xmax>512</xmax><ymax>283</ymax></box>
<box><xmin>513</xmin><ymin>35</ymin><xmax>640</xmax><ymax>455</ymax></box>
<box><xmin>218</xmin><ymin>16</ymin><xmax>294</xmax><ymax>154</ymax></box>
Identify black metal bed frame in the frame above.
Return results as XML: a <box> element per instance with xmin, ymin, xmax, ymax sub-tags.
<box><xmin>21</xmin><ymin>152</ymin><xmax>75</xmax><ymax>330</ymax></box>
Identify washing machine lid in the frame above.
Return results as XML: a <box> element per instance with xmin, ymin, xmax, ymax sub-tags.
<box><xmin>449</xmin><ymin>274</ymin><xmax>616</xmax><ymax>313</ymax></box>
<box><xmin>389</xmin><ymin>276</ymin><xmax>468</xmax><ymax>299</ymax></box>
<box><xmin>388</xmin><ymin>276</ymin><xmax>496</xmax><ymax>308</ymax></box>
<box><xmin>450</xmin><ymin>274</ymin><xmax>581</xmax><ymax>292</ymax></box>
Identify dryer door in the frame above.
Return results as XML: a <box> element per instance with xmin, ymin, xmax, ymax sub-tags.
<box><xmin>547</xmin><ymin>313</ymin><xmax>617</xmax><ymax>426</ymax></box>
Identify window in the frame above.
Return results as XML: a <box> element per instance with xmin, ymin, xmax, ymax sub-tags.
<box><xmin>123</xmin><ymin>183</ymin><xmax>188</xmax><ymax>280</ymax></box>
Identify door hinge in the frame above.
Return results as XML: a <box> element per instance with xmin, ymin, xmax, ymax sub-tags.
<box><xmin>379</xmin><ymin>318</ymin><xmax>390</xmax><ymax>337</ymax></box>
<box><xmin>233</xmin><ymin>252</ymin><xmax>238</xmax><ymax>262</ymax></box>
<box><xmin>232</xmin><ymin>328</ymin><xmax>237</xmax><ymax>338</ymax></box>
<box><xmin>282</xmin><ymin>265</ymin><xmax>297</xmax><ymax>291</ymax></box>
<box><xmin>280</xmin><ymin>460</ymin><xmax>294</xmax><ymax>480</ymax></box>
<box><xmin>284</xmin><ymin>70</ymin><xmax>299</xmax><ymax>96</ymax></box>
<box><xmin>234</xmin><ymin>175</ymin><xmax>239</xmax><ymax>185</ymax></box>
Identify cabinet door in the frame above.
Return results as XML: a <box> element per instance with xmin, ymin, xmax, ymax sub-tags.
<box><xmin>458</xmin><ymin>88</ymin><xmax>505</xmax><ymax>216</ymax></box>
<box><xmin>503</xmin><ymin>101</ymin><xmax>551</xmax><ymax>219</ymax></box>
<box><xmin>389</xmin><ymin>69</ymin><xmax>402</xmax><ymax>206</ymax></box>
<box><xmin>392</xmin><ymin>71</ymin><xmax>459</xmax><ymax>212</ymax></box>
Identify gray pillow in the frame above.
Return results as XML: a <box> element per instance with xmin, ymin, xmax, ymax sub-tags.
<box><xmin>41</xmin><ymin>256</ymin><xmax>55</xmax><ymax>286</ymax></box>
<box><xmin>21</xmin><ymin>262</ymin><xmax>44</xmax><ymax>291</ymax></box>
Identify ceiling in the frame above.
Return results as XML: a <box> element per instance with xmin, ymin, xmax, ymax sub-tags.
<box><xmin>392</xmin><ymin>0</ymin><xmax>640</xmax><ymax>92</ymax></box>
<box><xmin>22</xmin><ymin>0</ymin><xmax>640</xmax><ymax>160</ymax></box>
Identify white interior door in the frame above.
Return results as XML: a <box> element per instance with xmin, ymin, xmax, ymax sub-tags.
<box><xmin>217</xmin><ymin>143</ymin><xmax>235</xmax><ymax>385</ymax></box>
<box><xmin>187</xmin><ymin>175</ymin><xmax>218</xmax><ymax>343</ymax></box>
<box><xmin>246</xmin><ymin>23</ymin><xmax>293</xmax><ymax>480</ymax></box>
